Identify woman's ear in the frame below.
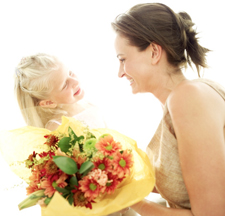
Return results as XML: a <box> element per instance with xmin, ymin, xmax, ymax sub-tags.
<box><xmin>39</xmin><ymin>100</ymin><xmax>57</xmax><ymax>108</ymax></box>
<box><xmin>148</xmin><ymin>42</ymin><xmax>162</xmax><ymax>65</ymax></box>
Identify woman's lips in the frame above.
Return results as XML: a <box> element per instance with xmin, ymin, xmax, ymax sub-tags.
<box><xmin>74</xmin><ymin>88</ymin><xmax>81</xmax><ymax>96</ymax></box>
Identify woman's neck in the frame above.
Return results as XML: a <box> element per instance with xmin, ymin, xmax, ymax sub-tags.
<box><xmin>152</xmin><ymin>71</ymin><xmax>187</xmax><ymax>106</ymax></box>
<box><xmin>61</xmin><ymin>100</ymin><xmax>88</xmax><ymax>117</ymax></box>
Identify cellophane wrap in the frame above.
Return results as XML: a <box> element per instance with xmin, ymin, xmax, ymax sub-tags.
<box><xmin>0</xmin><ymin>116</ymin><xmax>155</xmax><ymax>216</ymax></box>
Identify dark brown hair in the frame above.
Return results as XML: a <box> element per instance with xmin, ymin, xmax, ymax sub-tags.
<box><xmin>111</xmin><ymin>3</ymin><xmax>210</xmax><ymax>77</ymax></box>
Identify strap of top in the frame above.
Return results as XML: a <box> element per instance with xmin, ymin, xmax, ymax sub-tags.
<box><xmin>193</xmin><ymin>78</ymin><xmax>225</xmax><ymax>100</ymax></box>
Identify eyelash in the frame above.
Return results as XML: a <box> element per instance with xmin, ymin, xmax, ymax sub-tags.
<box><xmin>69</xmin><ymin>71</ymin><xmax>75</xmax><ymax>77</ymax></box>
<box><xmin>63</xmin><ymin>71</ymin><xmax>74</xmax><ymax>89</ymax></box>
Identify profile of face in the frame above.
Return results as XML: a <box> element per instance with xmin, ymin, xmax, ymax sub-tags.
<box><xmin>114</xmin><ymin>34</ymin><xmax>156</xmax><ymax>94</ymax></box>
<box><xmin>39</xmin><ymin>62</ymin><xmax>84</xmax><ymax>108</ymax></box>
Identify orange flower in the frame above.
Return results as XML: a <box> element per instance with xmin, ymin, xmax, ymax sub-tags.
<box><xmin>79</xmin><ymin>176</ymin><xmax>101</xmax><ymax>201</ymax></box>
<box><xmin>95</xmin><ymin>136</ymin><xmax>122</xmax><ymax>156</ymax></box>
<box><xmin>45</xmin><ymin>159</ymin><xmax>58</xmax><ymax>175</ymax></box>
<box><xmin>104</xmin><ymin>173</ymin><xmax>119</xmax><ymax>194</ymax></box>
<box><xmin>72</xmin><ymin>155</ymin><xmax>87</xmax><ymax>168</ymax></box>
<box><xmin>73</xmin><ymin>191</ymin><xmax>89</xmax><ymax>207</ymax></box>
<box><xmin>40</xmin><ymin>172</ymin><xmax>68</xmax><ymax>197</ymax></box>
<box><xmin>40</xmin><ymin>178</ymin><xmax>56</xmax><ymax>197</ymax></box>
<box><xmin>29</xmin><ymin>166</ymin><xmax>41</xmax><ymax>184</ymax></box>
<box><xmin>92</xmin><ymin>157</ymin><xmax>112</xmax><ymax>173</ymax></box>
<box><xmin>112</xmin><ymin>150</ymin><xmax>133</xmax><ymax>178</ymax></box>
<box><xmin>26</xmin><ymin>183</ymin><xmax>39</xmax><ymax>195</ymax></box>
<box><xmin>56</xmin><ymin>173</ymin><xmax>68</xmax><ymax>188</ymax></box>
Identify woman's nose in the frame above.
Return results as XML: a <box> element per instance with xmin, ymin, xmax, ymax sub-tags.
<box><xmin>71</xmin><ymin>77</ymin><xmax>79</xmax><ymax>88</ymax></box>
<box><xmin>118</xmin><ymin>66</ymin><xmax>125</xmax><ymax>78</ymax></box>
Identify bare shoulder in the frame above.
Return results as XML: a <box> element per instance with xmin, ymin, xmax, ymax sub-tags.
<box><xmin>167</xmin><ymin>80</ymin><xmax>225</xmax><ymax>121</ymax></box>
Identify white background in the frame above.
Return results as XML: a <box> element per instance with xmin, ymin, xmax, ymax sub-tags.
<box><xmin>0</xmin><ymin>0</ymin><xmax>224</xmax><ymax>215</ymax></box>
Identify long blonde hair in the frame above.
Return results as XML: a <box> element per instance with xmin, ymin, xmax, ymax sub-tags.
<box><xmin>14</xmin><ymin>53</ymin><xmax>67</xmax><ymax>128</ymax></box>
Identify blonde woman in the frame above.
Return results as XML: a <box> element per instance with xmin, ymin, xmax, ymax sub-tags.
<box><xmin>14</xmin><ymin>53</ymin><xmax>106</xmax><ymax>131</ymax></box>
<box><xmin>14</xmin><ymin>53</ymin><xmax>137</xmax><ymax>216</ymax></box>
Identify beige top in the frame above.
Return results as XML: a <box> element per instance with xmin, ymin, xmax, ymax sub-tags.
<box><xmin>146</xmin><ymin>78</ymin><xmax>225</xmax><ymax>209</ymax></box>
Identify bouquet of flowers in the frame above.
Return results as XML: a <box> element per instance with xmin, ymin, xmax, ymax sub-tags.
<box><xmin>19</xmin><ymin>126</ymin><xmax>134</xmax><ymax>210</ymax></box>
<box><xmin>0</xmin><ymin>117</ymin><xmax>155</xmax><ymax>216</ymax></box>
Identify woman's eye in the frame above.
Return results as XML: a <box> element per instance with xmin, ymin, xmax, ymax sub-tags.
<box><xmin>120</xmin><ymin>59</ymin><xmax>125</xmax><ymax>63</ymax></box>
<box><xmin>63</xmin><ymin>82</ymin><xmax>68</xmax><ymax>89</ymax></box>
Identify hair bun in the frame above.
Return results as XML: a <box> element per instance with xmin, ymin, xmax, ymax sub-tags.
<box><xmin>178</xmin><ymin>12</ymin><xmax>192</xmax><ymax>21</ymax></box>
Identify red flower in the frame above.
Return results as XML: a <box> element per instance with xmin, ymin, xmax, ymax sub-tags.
<box><xmin>28</xmin><ymin>151</ymin><xmax>37</xmax><ymax>161</ymax></box>
<box><xmin>112</xmin><ymin>150</ymin><xmax>133</xmax><ymax>178</ymax></box>
<box><xmin>55</xmin><ymin>173</ymin><xmax>68</xmax><ymax>188</ymax></box>
<box><xmin>79</xmin><ymin>176</ymin><xmax>102</xmax><ymax>201</ymax></box>
<box><xmin>25</xmin><ymin>151</ymin><xmax>37</xmax><ymax>168</ymax></box>
<box><xmin>44</xmin><ymin>134</ymin><xmax>59</xmax><ymax>147</ymax></box>
<box><xmin>45</xmin><ymin>159</ymin><xmax>58</xmax><ymax>175</ymax></box>
<box><xmin>39</xmin><ymin>150</ymin><xmax>55</xmax><ymax>159</ymax></box>
<box><xmin>40</xmin><ymin>171</ymin><xmax>68</xmax><ymax>197</ymax></box>
<box><xmin>95</xmin><ymin>135</ymin><xmax>122</xmax><ymax>156</ymax></box>
<box><xmin>104</xmin><ymin>173</ymin><xmax>120</xmax><ymax>194</ymax></box>
<box><xmin>73</xmin><ymin>191</ymin><xmax>89</xmax><ymax>207</ymax></box>
<box><xmin>92</xmin><ymin>157</ymin><xmax>112</xmax><ymax>173</ymax></box>
<box><xmin>85</xmin><ymin>202</ymin><xmax>93</xmax><ymax>209</ymax></box>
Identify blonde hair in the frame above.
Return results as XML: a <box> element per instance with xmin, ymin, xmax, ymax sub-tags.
<box><xmin>14</xmin><ymin>53</ymin><xmax>67</xmax><ymax>128</ymax></box>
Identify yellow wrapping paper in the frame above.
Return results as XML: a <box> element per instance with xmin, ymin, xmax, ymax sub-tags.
<box><xmin>0</xmin><ymin>116</ymin><xmax>155</xmax><ymax>216</ymax></box>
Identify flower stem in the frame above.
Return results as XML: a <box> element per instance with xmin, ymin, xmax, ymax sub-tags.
<box><xmin>18</xmin><ymin>190</ymin><xmax>45</xmax><ymax>210</ymax></box>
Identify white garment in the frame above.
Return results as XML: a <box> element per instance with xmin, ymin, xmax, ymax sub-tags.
<box><xmin>47</xmin><ymin>104</ymin><xmax>107</xmax><ymax>129</ymax></box>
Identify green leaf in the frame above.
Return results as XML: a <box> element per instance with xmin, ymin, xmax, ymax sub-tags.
<box><xmin>78</xmin><ymin>135</ymin><xmax>84</xmax><ymax>143</ymax></box>
<box><xmin>79</xmin><ymin>161</ymin><xmax>95</xmax><ymax>174</ymax></box>
<box><xmin>78</xmin><ymin>143</ymin><xmax>84</xmax><ymax>152</ymax></box>
<box><xmin>68</xmin><ymin>127</ymin><xmax>78</xmax><ymax>140</ymax></box>
<box><xmin>44</xmin><ymin>197</ymin><xmax>52</xmax><ymax>205</ymax></box>
<box><xmin>58</xmin><ymin>137</ymin><xmax>71</xmax><ymax>153</ymax></box>
<box><xmin>53</xmin><ymin>156</ymin><xmax>78</xmax><ymax>175</ymax></box>
<box><xmin>68</xmin><ymin>193</ymin><xmax>74</xmax><ymax>206</ymax></box>
<box><xmin>70</xmin><ymin>176</ymin><xmax>78</xmax><ymax>187</ymax></box>
<box><xmin>86</xmin><ymin>131</ymin><xmax>96</xmax><ymax>139</ymax></box>
<box><xmin>68</xmin><ymin>127</ymin><xmax>84</xmax><ymax>148</ymax></box>
<box><xmin>55</xmin><ymin>187</ymin><xmax>70</xmax><ymax>194</ymax></box>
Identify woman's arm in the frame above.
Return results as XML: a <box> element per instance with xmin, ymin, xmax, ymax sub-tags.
<box><xmin>131</xmin><ymin>199</ymin><xmax>193</xmax><ymax>216</ymax></box>
<box><xmin>131</xmin><ymin>81</ymin><xmax>225</xmax><ymax>215</ymax></box>
<box><xmin>168</xmin><ymin>82</ymin><xmax>225</xmax><ymax>215</ymax></box>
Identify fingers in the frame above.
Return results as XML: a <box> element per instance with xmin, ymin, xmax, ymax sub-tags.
<box><xmin>120</xmin><ymin>207</ymin><xmax>131</xmax><ymax>214</ymax></box>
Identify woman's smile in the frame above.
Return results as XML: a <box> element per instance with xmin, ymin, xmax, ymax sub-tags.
<box><xmin>74</xmin><ymin>87</ymin><xmax>81</xmax><ymax>96</ymax></box>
